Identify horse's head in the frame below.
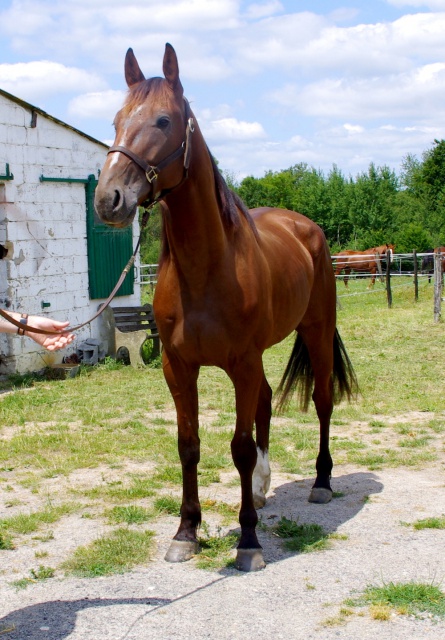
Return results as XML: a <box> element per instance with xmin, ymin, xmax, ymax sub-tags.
<box><xmin>94</xmin><ymin>44</ymin><xmax>191</xmax><ymax>228</ymax></box>
<box><xmin>375</xmin><ymin>243</ymin><xmax>395</xmax><ymax>262</ymax></box>
<box><xmin>386</xmin><ymin>243</ymin><xmax>395</xmax><ymax>262</ymax></box>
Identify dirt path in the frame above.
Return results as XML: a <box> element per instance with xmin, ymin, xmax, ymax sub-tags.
<box><xmin>1</xmin><ymin>458</ymin><xmax>445</xmax><ymax>639</ymax></box>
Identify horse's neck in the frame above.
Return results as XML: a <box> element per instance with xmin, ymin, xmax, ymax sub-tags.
<box><xmin>162</xmin><ymin>141</ymin><xmax>228</xmax><ymax>284</ymax></box>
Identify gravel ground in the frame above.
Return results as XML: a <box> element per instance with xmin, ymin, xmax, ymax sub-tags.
<box><xmin>1</xmin><ymin>460</ymin><xmax>445</xmax><ymax>640</ymax></box>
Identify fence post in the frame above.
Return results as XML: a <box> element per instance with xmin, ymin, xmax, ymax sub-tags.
<box><xmin>386</xmin><ymin>249</ymin><xmax>392</xmax><ymax>308</ymax></box>
<box><xmin>434</xmin><ymin>251</ymin><xmax>442</xmax><ymax>322</ymax></box>
<box><xmin>413</xmin><ymin>249</ymin><xmax>418</xmax><ymax>301</ymax></box>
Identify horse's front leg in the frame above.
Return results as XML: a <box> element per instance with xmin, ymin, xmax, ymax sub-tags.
<box><xmin>230</xmin><ymin>358</ymin><xmax>265</xmax><ymax>572</ymax></box>
<box><xmin>252</xmin><ymin>373</ymin><xmax>272</xmax><ymax>509</ymax></box>
<box><xmin>162</xmin><ymin>351</ymin><xmax>201</xmax><ymax>563</ymax></box>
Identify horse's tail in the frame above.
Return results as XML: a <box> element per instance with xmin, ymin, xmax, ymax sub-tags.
<box><xmin>274</xmin><ymin>329</ymin><xmax>358</xmax><ymax>413</ymax></box>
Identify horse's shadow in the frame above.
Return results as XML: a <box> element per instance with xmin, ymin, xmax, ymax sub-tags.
<box><xmin>0</xmin><ymin>596</ymin><xmax>171</xmax><ymax>640</ymax></box>
<box><xmin>234</xmin><ymin>471</ymin><xmax>384</xmax><ymax>566</ymax></box>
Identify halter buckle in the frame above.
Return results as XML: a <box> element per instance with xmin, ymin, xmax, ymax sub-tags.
<box><xmin>145</xmin><ymin>167</ymin><xmax>158</xmax><ymax>184</ymax></box>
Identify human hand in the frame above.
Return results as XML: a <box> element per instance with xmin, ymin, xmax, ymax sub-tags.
<box><xmin>25</xmin><ymin>317</ymin><xmax>75</xmax><ymax>351</ymax></box>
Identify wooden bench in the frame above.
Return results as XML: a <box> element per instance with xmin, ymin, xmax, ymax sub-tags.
<box><xmin>105</xmin><ymin>304</ymin><xmax>160</xmax><ymax>367</ymax></box>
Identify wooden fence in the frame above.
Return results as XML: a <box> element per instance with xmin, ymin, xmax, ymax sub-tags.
<box><xmin>332</xmin><ymin>251</ymin><xmax>444</xmax><ymax>322</ymax></box>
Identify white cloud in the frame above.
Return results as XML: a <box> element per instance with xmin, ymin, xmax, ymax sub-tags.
<box><xmin>387</xmin><ymin>0</ymin><xmax>445</xmax><ymax>8</ymax></box>
<box><xmin>230</xmin><ymin>10</ymin><xmax>445</xmax><ymax>79</ymax></box>
<box><xmin>106</xmin><ymin>0</ymin><xmax>240</xmax><ymax>31</ymax></box>
<box><xmin>243</xmin><ymin>1</ymin><xmax>283</xmax><ymax>20</ymax></box>
<box><xmin>267</xmin><ymin>62</ymin><xmax>445</xmax><ymax>123</ymax></box>
<box><xmin>68</xmin><ymin>90</ymin><xmax>126</xmax><ymax>119</ymax></box>
<box><xmin>343</xmin><ymin>124</ymin><xmax>365</xmax><ymax>134</ymax></box>
<box><xmin>0</xmin><ymin>61</ymin><xmax>106</xmax><ymax>102</ymax></box>
<box><xmin>203</xmin><ymin>117</ymin><xmax>266</xmax><ymax>142</ymax></box>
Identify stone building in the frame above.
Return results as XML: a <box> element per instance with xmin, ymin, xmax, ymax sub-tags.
<box><xmin>0</xmin><ymin>89</ymin><xmax>142</xmax><ymax>373</ymax></box>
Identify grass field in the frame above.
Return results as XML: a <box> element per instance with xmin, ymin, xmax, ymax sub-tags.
<box><xmin>0</xmin><ymin>274</ymin><xmax>444</xmax><ymax>578</ymax></box>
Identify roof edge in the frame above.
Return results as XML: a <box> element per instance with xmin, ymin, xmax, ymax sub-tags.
<box><xmin>0</xmin><ymin>88</ymin><xmax>110</xmax><ymax>150</ymax></box>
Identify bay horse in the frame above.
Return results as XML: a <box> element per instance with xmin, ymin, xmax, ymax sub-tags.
<box><xmin>94</xmin><ymin>44</ymin><xmax>357</xmax><ymax>572</ymax></box>
<box><xmin>332</xmin><ymin>244</ymin><xmax>395</xmax><ymax>287</ymax></box>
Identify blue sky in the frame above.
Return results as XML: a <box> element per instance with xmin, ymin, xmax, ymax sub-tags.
<box><xmin>1</xmin><ymin>0</ymin><xmax>445</xmax><ymax>180</ymax></box>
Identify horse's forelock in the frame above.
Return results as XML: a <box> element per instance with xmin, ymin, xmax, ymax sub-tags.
<box><xmin>123</xmin><ymin>77</ymin><xmax>172</xmax><ymax>113</ymax></box>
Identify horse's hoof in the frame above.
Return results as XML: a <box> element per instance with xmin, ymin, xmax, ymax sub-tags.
<box><xmin>164</xmin><ymin>540</ymin><xmax>199</xmax><ymax>563</ymax></box>
<box><xmin>235</xmin><ymin>548</ymin><xmax>266</xmax><ymax>572</ymax></box>
<box><xmin>308</xmin><ymin>487</ymin><xmax>332</xmax><ymax>504</ymax></box>
<box><xmin>253</xmin><ymin>494</ymin><xmax>267</xmax><ymax>509</ymax></box>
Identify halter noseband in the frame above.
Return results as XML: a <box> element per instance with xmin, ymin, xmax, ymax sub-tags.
<box><xmin>107</xmin><ymin>103</ymin><xmax>195</xmax><ymax>206</ymax></box>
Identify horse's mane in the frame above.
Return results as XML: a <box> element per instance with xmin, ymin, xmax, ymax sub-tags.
<box><xmin>207</xmin><ymin>150</ymin><xmax>257</xmax><ymax>235</ymax></box>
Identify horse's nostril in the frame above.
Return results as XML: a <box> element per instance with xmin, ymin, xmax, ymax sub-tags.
<box><xmin>112</xmin><ymin>189</ymin><xmax>121</xmax><ymax>210</ymax></box>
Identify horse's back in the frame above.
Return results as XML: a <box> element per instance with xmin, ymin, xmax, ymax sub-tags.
<box><xmin>249</xmin><ymin>207</ymin><xmax>330</xmax><ymax>263</ymax></box>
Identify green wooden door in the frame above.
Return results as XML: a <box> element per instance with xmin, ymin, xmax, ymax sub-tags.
<box><xmin>85</xmin><ymin>175</ymin><xmax>134</xmax><ymax>299</ymax></box>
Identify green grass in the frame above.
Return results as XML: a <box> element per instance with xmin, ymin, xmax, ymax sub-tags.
<box><xmin>61</xmin><ymin>528</ymin><xmax>155</xmax><ymax>577</ymax></box>
<box><xmin>273</xmin><ymin>516</ymin><xmax>331</xmax><ymax>552</ymax></box>
<box><xmin>0</xmin><ymin>502</ymin><xmax>81</xmax><ymax>535</ymax></box>
<box><xmin>153</xmin><ymin>495</ymin><xmax>181</xmax><ymax>515</ymax></box>
<box><xmin>0</xmin><ymin>531</ymin><xmax>14</xmax><ymax>550</ymax></box>
<box><xmin>358</xmin><ymin>581</ymin><xmax>445</xmax><ymax>618</ymax></box>
<box><xmin>196</xmin><ymin>524</ymin><xmax>239</xmax><ymax>570</ymax></box>
<box><xmin>9</xmin><ymin>565</ymin><xmax>56</xmax><ymax>590</ymax></box>
<box><xmin>105</xmin><ymin>505</ymin><xmax>152</xmax><ymax>525</ymax></box>
<box><xmin>410</xmin><ymin>515</ymin><xmax>445</xmax><ymax>530</ymax></box>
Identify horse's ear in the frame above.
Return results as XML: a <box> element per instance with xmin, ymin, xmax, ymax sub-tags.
<box><xmin>125</xmin><ymin>48</ymin><xmax>145</xmax><ymax>87</ymax></box>
<box><xmin>163</xmin><ymin>43</ymin><xmax>183</xmax><ymax>93</ymax></box>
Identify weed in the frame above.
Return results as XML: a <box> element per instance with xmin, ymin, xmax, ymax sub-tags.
<box><xmin>196</xmin><ymin>523</ymin><xmax>239</xmax><ymax>570</ymax></box>
<box><xmin>153</xmin><ymin>495</ymin><xmax>181</xmax><ymax>516</ymax></box>
<box><xmin>62</xmin><ymin>528</ymin><xmax>155</xmax><ymax>577</ymax></box>
<box><xmin>352</xmin><ymin>580</ymin><xmax>445</xmax><ymax>619</ymax></box>
<box><xmin>412</xmin><ymin>515</ymin><xmax>445</xmax><ymax>530</ymax></box>
<box><xmin>0</xmin><ymin>503</ymin><xmax>81</xmax><ymax>535</ymax></box>
<box><xmin>0</xmin><ymin>531</ymin><xmax>15</xmax><ymax>550</ymax></box>
<box><xmin>30</xmin><ymin>565</ymin><xmax>55</xmax><ymax>580</ymax></box>
<box><xmin>106</xmin><ymin>505</ymin><xmax>152</xmax><ymax>525</ymax></box>
<box><xmin>274</xmin><ymin>517</ymin><xmax>330</xmax><ymax>552</ymax></box>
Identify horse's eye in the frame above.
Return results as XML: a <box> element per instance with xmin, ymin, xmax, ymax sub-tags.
<box><xmin>156</xmin><ymin>116</ymin><xmax>170</xmax><ymax>129</ymax></box>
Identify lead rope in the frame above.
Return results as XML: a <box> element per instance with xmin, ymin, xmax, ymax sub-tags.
<box><xmin>0</xmin><ymin>206</ymin><xmax>154</xmax><ymax>337</ymax></box>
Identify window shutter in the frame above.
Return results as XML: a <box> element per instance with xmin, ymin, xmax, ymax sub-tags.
<box><xmin>85</xmin><ymin>175</ymin><xmax>134</xmax><ymax>299</ymax></box>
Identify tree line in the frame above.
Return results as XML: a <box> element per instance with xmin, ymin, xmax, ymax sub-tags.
<box><xmin>140</xmin><ymin>139</ymin><xmax>445</xmax><ymax>263</ymax></box>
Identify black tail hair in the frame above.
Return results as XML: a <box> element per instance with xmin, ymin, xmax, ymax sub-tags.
<box><xmin>275</xmin><ymin>329</ymin><xmax>358</xmax><ymax>413</ymax></box>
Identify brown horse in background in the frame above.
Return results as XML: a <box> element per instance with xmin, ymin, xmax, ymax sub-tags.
<box><xmin>333</xmin><ymin>244</ymin><xmax>395</xmax><ymax>287</ymax></box>
<box><xmin>94</xmin><ymin>44</ymin><xmax>357</xmax><ymax>572</ymax></box>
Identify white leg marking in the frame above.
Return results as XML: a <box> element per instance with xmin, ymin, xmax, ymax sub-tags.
<box><xmin>252</xmin><ymin>448</ymin><xmax>271</xmax><ymax>509</ymax></box>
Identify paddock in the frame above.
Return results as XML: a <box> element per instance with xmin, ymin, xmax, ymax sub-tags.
<box><xmin>0</xmin><ymin>280</ymin><xmax>444</xmax><ymax>638</ymax></box>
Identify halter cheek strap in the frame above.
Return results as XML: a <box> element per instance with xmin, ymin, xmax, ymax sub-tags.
<box><xmin>107</xmin><ymin>112</ymin><xmax>194</xmax><ymax>205</ymax></box>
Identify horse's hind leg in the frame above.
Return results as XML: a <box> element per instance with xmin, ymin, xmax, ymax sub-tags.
<box><xmin>162</xmin><ymin>352</ymin><xmax>201</xmax><ymax>563</ymax></box>
<box><xmin>252</xmin><ymin>373</ymin><xmax>272</xmax><ymax>509</ymax></box>
<box><xmin>297</xmin><ymin>322</ymin><xmax>335</xmax><ymax>504</ymax></box>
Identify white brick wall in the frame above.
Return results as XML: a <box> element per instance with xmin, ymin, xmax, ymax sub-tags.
<box><xmin>0</xmin><ymin>92</ymin><xmax>141</xmax><ymax>373</ymax></box>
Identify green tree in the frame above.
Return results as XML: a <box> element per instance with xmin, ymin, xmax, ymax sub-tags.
<box><xmin>348</xmin><ymin>163</ymin><xmax>399</xmax><ymax>248</ymax></box>
<box><xmin>394</xmin><ymin>222</ymin><xmax>433</xmax><ymax>253</ymax></box>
